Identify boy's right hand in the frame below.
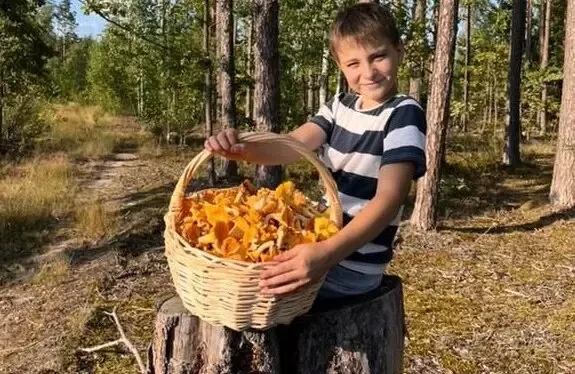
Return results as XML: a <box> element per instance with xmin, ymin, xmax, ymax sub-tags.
<box><xmin>204</xmin><ymin>129</ymin><xmax>247</xmax><ymax>160</ymax></box>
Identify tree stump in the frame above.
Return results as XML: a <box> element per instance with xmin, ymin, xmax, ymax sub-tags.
<box><xmin>148</xmin><ymin>275</ymin><xmax>405</xmax><ymax>374</ymax></box>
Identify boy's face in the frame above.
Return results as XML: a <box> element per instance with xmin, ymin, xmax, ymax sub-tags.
<box><xmin>335</xmin><ymin>37</ymin><xmax>403</xmax><ymax>109</ymax></box>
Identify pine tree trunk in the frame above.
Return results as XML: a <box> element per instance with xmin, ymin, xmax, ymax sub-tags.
<box><xmin>462</xmin><ymin>3</ymin><xmax>471</xmax><ymax>132</ymax></box>
<box><xmin>526</xmin><ymin>0</ymin><xmax>533</xmax><ymax>64</ymax></box>
<box><xmin>307</xmin><ymin>71</ymin><xmax>315</xmax><ymax>117</ymax></box>
<box><xmin>204</xmin><ymin>0</ymin><xmax>216</xmax><ymax>185</ymax></box>
<box><xmin>410</xmin><ymin>0</ymin><xmax>459</xmax><ymax>231</ymax></box>
<box><xmin>319</xmin><ymin>44</ymin><xmax>330</xmax><ymax>106</ymax></box>
<box><xmin>147</xmin><ymin>276</ymin><xmax>405</xmax><ymax>374</ymax></box>
<box><xmin>550</xmin><ymin>0</ymin><xmax>575</xmax><ymax>207</ymax></box>
<box><xmin>539</xmin><ymin>0</ymin><xmax>551</xmax><ymax>136</ymax></box>
<box><xmin>487</xmin><ymin>79</ymin><xmax>493</xmax><ymax>128</ymax></box>
<box><xmin>0</xmin><ymin>73</ymin><xmax>4</xmax><ymax>147</ymax></box>
<box><xmin>408</xmin><ymin>0</ymin><xmax>426</xmax><ymax>102</ymax></box>
<box><xmin>245</xmin><ymin>17</ymin><xmax>253</xmax><ymax>121</ymax></box>
<box><xmin>336</xmin><ymin>72</ymin><xmax>348</xmax><ymax>94</ymax></box>
<box><xmin>503</xmin><ymin>0</ymin><xmax>525</xmax><ymax>167</ymax></box>
<box><xmin>253</xmin><ymin>0</ymin><xmax>282</xmax><ymax>189</ymax></box>
<box><xmin>217</xmin><ymin>0</ymin><xmax>238</xmax><ymax>178</ymax></box>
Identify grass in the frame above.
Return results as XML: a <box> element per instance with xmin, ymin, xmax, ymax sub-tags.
<box><xmin>0</xmin><ymin>155</ymin><xmax>76</xmax><ymax>261</ymax></box>
<box><xmin>390</xmin><ymin>137</ymin><xmax>575</xmax><ymax>374</ymax></box>
<box><xmin>1</xmin><ymin>111</ymin><xmax>573</xmax><ymax>373</ymax></box>
<box><xmin>0</xmin><ymin>103</ymin><xmax>147</xmax><ymax>266</ymax></box>
<box><xmin>38</xmin><ymin>103</ymin><xmax>146</xmax><ymax>159</ymax></box>
<box><xmin>74</xmin><ymin>199</ymin><xmax>119</xmax><ymax>240</ymax></box>
<box><xmin>32</xmin><ymin>254</ymin><xmax>71</xmax><ymax>287</ymax></box>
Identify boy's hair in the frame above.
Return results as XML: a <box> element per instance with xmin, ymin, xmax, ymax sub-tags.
<box><xmin>329</xmin><ymin>3</ymin><xmax>401</xmax><ymax>60</ymax></box>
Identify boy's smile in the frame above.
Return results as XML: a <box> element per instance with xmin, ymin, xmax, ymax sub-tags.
<box><xmin>336</xmin><ymin>37</ymin><xmax>403</xmax><ymax>110</ymax></box>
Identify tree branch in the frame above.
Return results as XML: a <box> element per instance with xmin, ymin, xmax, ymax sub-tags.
<box><xmin>79</xmin><ymin>306</ymin><xmax>146</xmax><ymax>374</ymax></box>
<box><xmin>79</xmin><ymin>0</ymin><xmax>169</xmax><ymax>52</ymax></box>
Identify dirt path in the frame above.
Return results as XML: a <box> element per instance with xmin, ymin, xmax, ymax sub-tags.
<box><xmin>0</xmin><ymin>143</ymin><xmax>198</xmax><ymax>374</ymax></box>
<box><xmin>1</xmin><ymin>134</ymin><xmax>573</xmax><ymax>374</ymax></box>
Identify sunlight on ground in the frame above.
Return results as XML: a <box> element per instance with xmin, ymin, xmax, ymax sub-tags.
<box><xmin>0</xmin><ymin>108</ymin><xmax>573</xmax><ymax>373</ymax></box>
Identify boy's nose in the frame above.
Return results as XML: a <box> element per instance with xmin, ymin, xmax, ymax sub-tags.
<box><xmin>362</xmin><ymin>64</ymin><xmax>378</xmax><ymax>80</ymax></box>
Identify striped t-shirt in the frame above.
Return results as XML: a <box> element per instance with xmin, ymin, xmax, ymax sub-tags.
<box><xmin>310</xmin><ymin>92</ymin><xmax>427</xmax><ymax>278</ymax></box>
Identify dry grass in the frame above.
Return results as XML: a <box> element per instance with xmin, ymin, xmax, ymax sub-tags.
<box><xmin>1</xmin><ymin>123</ymin><xmax>573</xmax><ymax>374</ymax></box>
<box><xmin>32</xmin><ymin>254</ymin><xmax>71</xmax><ymax>287</ymax></box>
<box><xmin>39</xmin><ymin>103</ymin><xmax>145</xmax><ymax>159</ymax></box>
<box><xmin>74</xmin><ymin>199</ymin><xmax>119</xmax><ymax>240</ymax></box>
<box><xmin>0</xmin><ymin>155</ymin><xmax>76</xmax><ymax>261</ymax></box>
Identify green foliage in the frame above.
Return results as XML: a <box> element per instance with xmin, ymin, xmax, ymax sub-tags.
<box><xmin>2</xmin><ymin>93</ymin><xmax>50</xmax><ymax>154</ymax></box>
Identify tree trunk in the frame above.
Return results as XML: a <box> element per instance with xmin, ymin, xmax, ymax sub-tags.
<box><xmin>336</xmin><ymin>71</ymin><xmax>348</xmax><ymax>94</ymax></box>
<box><xmin>408</xmin><ymin>0</ymin><xmax>426</xmax><ymax>102</ymax></box>
<box><xmin>539</xmin><ymin>0</ymin><xmax>551</xmax><ymax>136</ymax></box>
<box><xmin>307</xmin><ymin>70</ymin><xmax>315</xmax><ymax>117</ymax></box>
<box><xmin>217</xmin><ymin>0</ymin><xmax>238</xmax><ymax>178</ymax></box>
<box><xmin>204</xmin><ymin>0</ymin><xmax>216</xmax><ymax>185</ymax></box>
<box><xmin>319</xmin><ymin>43</ymin><xmax>330</xmax><ymax>106</ymax></box>
<box><xmin>253</xmin><ymin>0</ymin><xmax>282</xmax><ymax>189</ymax></box>
<box><xmin>503</xmin><ymin>0</ymin><xmax>525</xmax><ymax>167</ymax></box>
<box><xmin>245</xmin><ymin>17</ymin><xmax>253</xmax><ymax>121</ymax></box>
<box><xmin>0</xmin><ymin>72</ymin><xmax>4</xmax><ymax>147</ymax></box>
<box><xmin>147</xmin><ymin>276</ymin><xmax>405</xmax><ymax>374</ymax></box>
<box><xmin>526</xmin><ymin>0</ymin><xmax>533</xmax><ymax>64</ymax></box>
<box><xmin>462</xmin><ymin>3</ymin><xmax>471</xmax><ymax>132</ymax></box>
<box><xmin>410</xmin><ymin>0</ymin><xmax>459</xmax><ymax>231</ymax></box>
<box><xmin>550</xmin><ymin>0</ymin><xmax>575</xmax><ymax>207</ymax></box>
<box><xmin>537</xmin><ymin>0</ymin><xmax>547</xmax><ymax>125</ymax></box>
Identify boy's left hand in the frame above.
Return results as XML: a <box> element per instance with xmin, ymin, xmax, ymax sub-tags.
<box><xmin>259</xmin><ymin>242</ymin><xmax>335</xmax><ymax>296</ymax></box>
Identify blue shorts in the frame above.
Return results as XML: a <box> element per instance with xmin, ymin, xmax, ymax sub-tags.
<box><xmin>318</xmin><ymin>264</ymin><xmax>385</xmax><ymax>299</ymax></box>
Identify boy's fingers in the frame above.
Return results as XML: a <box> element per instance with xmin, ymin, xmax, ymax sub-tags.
<box><xmin>262</xmin><ymin>280</ymin><xmax>307</xmax><ymax>296</ymax></box>
<box><xmin>204</xmin><ymin>139</ymin><xmax>212</xmax><ymax>151</ymax></box>
<box><xmin>273</xmin><ymin>247</ymin><xmax>298</xmax><ymax>262</ymax></box>
<box><xmin>216</xmin><ymin>131</ymin><xmax>231</xmax><ymax>151</ymax></box>
<box><xmin>230</xmin><ymin>143</ymin><xmax>246</xmax><ymax>154</ymax></box>
<box><xmin>259</xmin><ymin>270</ymin><xmax>299</xmax><ymax>288</ymax></box>
<box><xmin>207</xmin><ymin>137</ymin><xmax>223</xmax><ymax>153</ymax></box>
<box><xmin>225</xmin><ymin>129</ymin><xmax>238</xmax><ymax>147</ymax></box>
<box><xmin>260</xmin><ymin>261</ymin><xmax>294</xmax><ymax>280</ymax></box>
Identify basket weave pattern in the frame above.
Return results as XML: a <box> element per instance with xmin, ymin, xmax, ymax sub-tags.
<box><xmin>164</xmin><ymin>132</ymin><xmax>342</xmax><ymax>331</ymax></box>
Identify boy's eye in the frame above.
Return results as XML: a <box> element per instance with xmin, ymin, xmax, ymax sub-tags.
<box><xmin>347</xmin><ymin>62</ymin><xmax>359</xmax><ymax>68</ymax></box>
<box><xmin>374</xmin><ymin>54</ymin><xmax>387</xmax><ymax>60</ymax></box>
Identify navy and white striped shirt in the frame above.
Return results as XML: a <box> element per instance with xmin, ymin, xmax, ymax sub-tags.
<box><xmin>310</xmin><ymin>92</ymin><xmax>426</xmax><ymax>275</ymax></box>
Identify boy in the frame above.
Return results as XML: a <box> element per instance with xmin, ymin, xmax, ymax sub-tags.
<box><xmin>204</xmin><ymin>3</ymin><xmax>426</xmax><ymax>299</ymax></box>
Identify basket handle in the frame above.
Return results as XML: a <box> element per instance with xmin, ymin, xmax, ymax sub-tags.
<box><xmin>167</xmin><ymin>132</ymin><xmax>343</xmax><ymax>229</ymax></box>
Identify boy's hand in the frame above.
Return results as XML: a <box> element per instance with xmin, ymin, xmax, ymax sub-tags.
<box><xmin>204</xmin><ymin>129</ymin><xmax>246</xmax><ymax>159</ymax></box>
<box><xmin>259</xmin><ymin>242</ymin><xmax>335</xmax><ymax>296</ymax></box>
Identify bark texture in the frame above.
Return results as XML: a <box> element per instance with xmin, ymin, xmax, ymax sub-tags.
<box><xmin>203</xmin><ymin>0</ymin><xmax>216</xmax><ymax>185</ymax></box>
<box><xmin>408</xmin><ymin>0</ymin><xmax>426</xmax><ymax>102</ymax></box>
<box><xmin>503</xmin><ymin>0</ymin><xmax>526</xmax><ymax>167</ymax></box>
<box><xmin>539</xmin><ymin>0</ymin><xmax>552</xmax><ymax>135</ymax></box>
<box><xmin>216</xmin><ymin>0</ymin><xmax>238</xmax><ymax>177</ymax></box>
<box><xmin>148</xmin><ymin>276</ymin><xmax>405</xmax><ymax>374</ymax></box>
<box><xmin>253</xmin><ymin>0</ymin><xmax>281</xmax><ymax>189</ymax></box>
<box><xmin>410</xmin><ymin>0</ymin><xmax>459</xmax><ymax>231</ymax></box>
<box><xmin>550</xmin><ymin>0</ymin><xmax>575</xmax><ymax>207</ymax></box>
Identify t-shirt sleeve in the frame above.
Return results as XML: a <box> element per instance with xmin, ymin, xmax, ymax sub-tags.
<box><xmin>381</xmin><ymin>103</ymin><xmax>427</xmax><ymax>180</ymax></box>
<box><xmin>309</xmin><ymin>96</ymin><xmax>336</xmax><ymax>139</ymax></box>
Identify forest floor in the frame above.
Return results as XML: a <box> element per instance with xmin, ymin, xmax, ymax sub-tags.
<box><xmin>0</xmin><ymin>105</ymin><xmax>573</xmax><ymax>374</ymax></box>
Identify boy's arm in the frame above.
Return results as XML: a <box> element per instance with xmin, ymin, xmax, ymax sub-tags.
<box><xmin>229</xmin><ymin>122</ymin><xmax>327</xmax><ymax>165</ymax></box>
<box><xmin>321</xmin><ymin>162</ymin><xmax>414</xmax><ymax>265</ymax></box>
<box><xmin>259</xmin><ymin>162</ymin><xmax>415</xmax><ymax>295</ymax></box>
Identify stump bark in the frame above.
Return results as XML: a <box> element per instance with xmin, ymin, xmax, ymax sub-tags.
<box><xmin>148</xmin><ymin>275</ymin><xmax>405</xmax><ymax>374</ymax></box>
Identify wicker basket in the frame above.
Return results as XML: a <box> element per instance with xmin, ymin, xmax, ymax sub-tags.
<box><xmin>164</xmin><ymin>132</ymin><xmax>342</xmax><ymax>331</ymax></box>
